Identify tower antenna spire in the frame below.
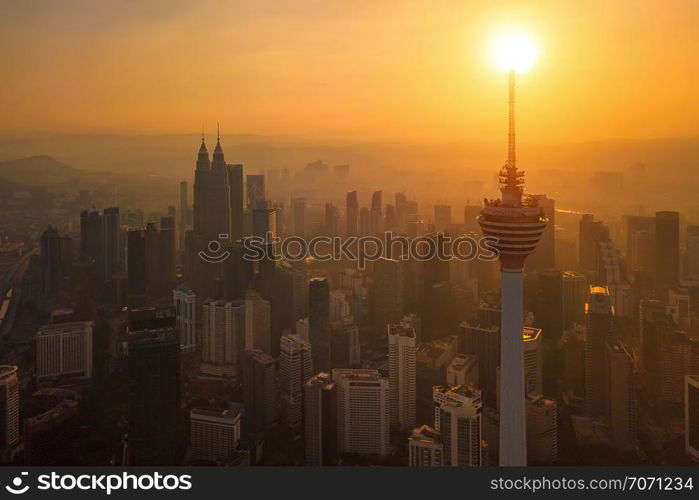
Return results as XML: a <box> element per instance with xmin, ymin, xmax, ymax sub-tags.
<box><xmin>507</xmin><ymin>69</ymin><xmax>516</xmax><ymax>170</ymax></box>
<box><xmin>202</xmin><ymin>124</ymin><xmax>205</xmax><ymax>143</ymax></box>
<box><xmin>217</xmin><ymin>122</ymin><xmax>220</xmax><ymax>142</ymax></box>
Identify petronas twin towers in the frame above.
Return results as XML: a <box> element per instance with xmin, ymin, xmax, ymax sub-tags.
<box><xmin>187</xmin><ymin>132</ymin><xmax>244</xmax><ymax>297</ymax></box>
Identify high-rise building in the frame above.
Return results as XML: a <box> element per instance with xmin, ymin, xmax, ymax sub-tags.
<box><xmin>23</xmin><ymin>389</ymin><xmax>80</xmax><ymax>465</ymax></box>
<box><xmin>173</xmin><ymin>285</ymin><xmax>196</xmax><ymax>351</ymax></box>
<box><xmin>660</xmin><ymin>330</ymin><xmax>699</xmax><ymax>405</ymax></box>
<box><xmin>433</xmin><ymin>385</ymin><xmax>483</xmax><ymax>466</ymax></box>
<box><xmin>408</xmin><ymin>425</ymin><xmax>443</xmax><ymax>466</ymax></box>
<box><xmin>685</xmin><ymin>375</ymin><xmax>699</xmax><ymax>462</ymax></box>
<box><xmin>447</xmin><ymin>354</ymin><xmax>479</xmax><ymax>387</ymax></box>
<box><xmin>686</xmin><ymin>225</ymin><xmax>699</xmax><ymax>279</ymax></box>
<box><xmin>291</xmin><ymin>197</ymin><xmax>306</xmax><ymax>237</ymax></box>
<box><xmin>372</xmin><ymin>257</ymin><xmax>405</xmax><ymax>339</ymax></box>
<box><xmin>477</xmin><ymin>69</ymin><xmax>548</xmax><ymax>465</ymax></box>
<box><xmin>461</xmin><ymin>321</ymin><xmax>500</xmax><ymax>407</ymax></box>
<box><xmin>332</xmin><ymin>368</ymin><xmax>390</xmax><ymax>457</ymax></box>
<box><xmin>605</xmin><ymin>340</ymin><xmax>637</xmax><ymax>452</ymax></box>
<box><xmin>369</xmin><ymin>191</ymin><xmax>383</xmax><ymax>235</ymax></box>
<box><xmin>562</xmin><ymin>271</ymin><xmax>587</xmax><ymax>329</ymax></box>
<box><xmin>304</xmin><ymin>372</ymin><xmax>337</xmax><ymax>466</ymax></box>
<box><xmin>244</xmin><ymin>349</ymin><xmax>277</xmax><ymax>434</ymax></box>
<box><xmin>584</xmin><ymin>286</ymin><xmax>614</xmax><ymax>417</ymax></box>
<box><xmin>40</xmin><ymin>226</ymin><xmax>63</xmax><ymax>296</ymax></box>
<box><xmin>246</xmin><ymin>174</ymin><xmax>265</xmax><ymax>208</ymax></box>
<box><xmin>523</xmin><ymin>327</ymin><xmax>543</xmax><ymax>395</ymax></box>
<box><xmin>244</xmin><ymin>289</ymin><xmax>271</xmax><ymax>353</ymax></box>
<box><xmin>535</xmin><ymin>270</ymin><xmax>564</xmax><ymax>346</ymax></box>
<box><xmin>346</xmin><ymin>191</ymin><xmax>359</xmax><ymax>237</ymax></box>
<box><xmin>388</xmin><ymin>323</ymin><xmax>416</xmax><ymax>430</ymax></box>
<box><xmin>525</xmin><ymin>392</ymin><xmax>558</xmax><ymax>464</ymax></box>
<box><xmin>527</xmin><ymin>194</ymin><xmax>555</xmax><ymax>271</ymax></box>
<box><xmin>309</xmin><ymin>277</ymin><xmax>331</xmax><ymax>371</ymax></box>
<box><xmin>36</xmin><ymin>322</ymin><xmax>93</xmax><ymax>380</ymax></box>
<box><xmin>280</xmin><ymin>334</ymin><xmax>313</xmax><ymax>429</ymax></box>
<box><xmin>324</xmin><ymin>203</ymin><xmax>340</xmax><ymax>236</ymax></box>
<box><xmin>80</xmin><ymin>207</ymin><xmax>123</xmax><ymax>287</ymax></box>
<box><xmin>127</xmin><ymin>328</ymin><xmax>181</xmax><ymax>465</ymax></box>
<box><xmin>0</xmin><ymin>366</ymin><xmax>19</xmax><ymax>458</ymax></box>
<box><xmin>201</xmin><ymin>300</ymin><xmax>245</xmax><ymax>378</ymax></box>
<box><xmin>190</xmin><ymin>408</ymin><xmax>241</xmax><ymax>463</ymax></box>
<box><xmin>226</xmin><ymin>164</ymin><xmax>244</xmax><ymax>242</ymax></box>
<box><xmin>126</xmin><ymin>229</ymin><xmax>146</xmax><ymax>307</ymax></box>
<box><xmin>655</xmin><ymin>211</ymin><xmax>680</xmax><ymax>289</ymax></box>
<box><xmin>578</xmin><ymin>214</ymin><xmax>609</xmax><ymax>277</ymax></box>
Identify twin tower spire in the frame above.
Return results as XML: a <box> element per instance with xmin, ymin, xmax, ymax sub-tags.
<box><xmin>197</xmin><ymin>124</ymin><xmax>225</xmax><ymax>170</ymax></box>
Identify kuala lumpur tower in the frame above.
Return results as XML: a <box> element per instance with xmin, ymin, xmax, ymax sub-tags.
<box><xmin>478</xmin><ymin>62</ymin><xmax>548</xmax><ymax>465</ymax></box>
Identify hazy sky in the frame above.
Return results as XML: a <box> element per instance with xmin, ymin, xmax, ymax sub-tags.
<box><xmin>1</xmin><ymin>0</ymin><xmax>697</xmax><ymax>143</ymax></box>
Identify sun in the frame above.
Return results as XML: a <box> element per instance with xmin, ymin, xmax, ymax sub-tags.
<box><xmin>494</xmin><ymin>34</ymin><xmax>538</xmax><ymax>73</ymax></box>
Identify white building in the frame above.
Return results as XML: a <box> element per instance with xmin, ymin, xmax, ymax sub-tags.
<box><xmin>280</xmin><ymin>334</ymin><xmax>313</xmax><ymax>429</ymax></box>
<box><xmin>523</xmin><ymin>327</ymin><xmax>543</xmax><ymax>394</ymax></box>
<box><xmin>433</xmin><ymin>385</ymin><xmax>483</xmax><ymax>466</ymax></box>
<box><xmin>173</xmin><ymin>284</ymin><xmax>196</xmax><ymax>351</ymax></box>
<box><xmin>332</xmin><ymin>368</ymin><xmax>389</xmax><ymax>457</ymax></box>
<box><xmin>388</xmin><ymin>323</ymin><xmax>416</xmax><ymax>430</ymax></box>
<box><xmin>37</xmin><ymin>321</ymin><xmax>93</xmax><ymax>380</ymax></box>
<box><xmin>201</xmin><ymin>300</ymin><xmax>244</xmax><ymax>378</ymax></box>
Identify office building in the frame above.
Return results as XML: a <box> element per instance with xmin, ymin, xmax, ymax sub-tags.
<box><xmin>201</xmin><ymin>300</ymin><xmax>245</xmax><ymax>378</ymax></box>
<box><xmin>244</xmin><ymin>349</ymin><xmax>278</xmax><ymax>434</ymax></box>
<box><xmin>388</xmin><ymin>323</ymin><xmax>416</xmax><ymax>430</ymax></box>
<box><xmin>408</xmin><ymin>425</ymin><xmax>443</xmax><ymax>466</ymax></box>
<box><xmin>304</xmin><ymin>373</ymin><xmax>337</xmax><ymax>466</ymax></box>
<box><xmin>433</xmin><ymin>385</ymin><xmax>483</xmax><ymax>466</ymax></box>
<box><xmin>37</xmin><ymin>321</ymin><xmax>93</xmax><ymax>380</ymax></box>
<box><xmin>190</xmin><ymin>408</ymin><xmax>241</xmax><ymax>463</ymax></box>
<box><xmin>332</xmin><ymin>368</ymin><xmax>390</xmax><ymax>457</ymax></box>
<box><xmin>280</xmin><ymin>334</ymin><xmax>313</xmax><ymax>429</ymax></box>
<box><xmin>173</xmin><ymin>285</ymin><xmax>196</xmax><ymax>352</ymax></box>
<box><xmin>0</xmin><ymin>366</ymin><xmax>19</xmax><ymax>458</ymax></box>
<box><xmin>525</xmin><ymin>392</ymin><xmax>558</xmax><ymax>464</ymax></box>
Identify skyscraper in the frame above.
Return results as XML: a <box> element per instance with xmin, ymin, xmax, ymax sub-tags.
<box><xmin>387</xmin><ymin>323</ymin><xmax>416</xmax><ymax>430</ymax></box>
<box><xmin>173</xmin><ymin>284</ymin><xmax>196</xmax><ymax>352</ymax></box>
<box><xmin>243</xmin><ymin>349</ymin><xmax>278</xmax><ymax>434</ymax></box>
<box><xmin>126</xmin><ymin>228</ymin><xmax>146</xmax><ymax>307</ymax></box>
<box><xmin>477</xmin><ymin>69</ymin><xmax>548</xmax><ymax>466</ymax></box>
<box><xmin>309</xmin><ymin>277</ymin><xmax>330</xmax><ymax>371</ymax></box>
<box><xmin>280</xmin><ymin>334</ymin><xmax>313</xmax><ymax>429</ymax></box>
<box><xmin>304</xmin><ymin>372</ymin><xmax>337</xmax><ymax>466</ymax></box>
<box><xmin>40</xmin><ymin>226</ymin><xmax>63</xmax><ymax>296</ymax></box>
<box><xmin>525</xmin><ymin>392</ymin><xmax>558</xmax><ymax>464</ymax></box>
<box><xmin>0</xmin><ymin>366</ymin><xmax>19</xmax><ymax>460</ymax></box>
<box><xmin>189</xmin><ymin>408</ymin><xmax>241</xmax><ymax>463</ymax></box>
<box><xmin>408</xmin><ymin>425</ymin><xmax>443</xmax><ymax>466</ymax></box>
<box><xmin>36</xmin><ymin>321</ymin><xmax>93</xmax><ymax>380</ymax></box>
<box><xmin>605</xmin><ymin>340</ymin><xmax>637</xmax><ymax>452</ymax></box>
<box><xmin>527</xmin><ymin>194</ymin><xmax>555</xmax><ymax>271</ymax></box>
<box><xmin>246</xmin><ymin>174</ymin><xmax>265</xmax><ymax>209</ymax></box>
<box><xmin>291</xmin><ymin>197</ymin><xmax>306</xmax><ymax>237</ymax></box>
<box><xmin>346</xmin><ymin>191</ymin><xmax>359</xmax><ymax>236</ymax></box>
<box><xmin>127</xmin><ymin>328</ymin><xmax>181</xmax><ymax>465</ymax></box>
<box><xmin>685</xmin><ymin>375</ymin><xmax>699</xmax><ymax>462</ymax></box>
<box><xmin>433</xmin><ymin>385</ymin><xmax>483</xmax><ymax>466</ymax></box>
<box><xmin>584</xmin><ymin>286</ymin><xmax>614</xmax><ymax>417</ymax></box>
<box><xmin>332</xmin><ymin>368</ymin><xmax>390</xmax><ymax>457</ymax></box>
<box><xmin>372</xmin><ymin>257</ymin><xmax>406</xmax><ymax>340</ymax></box>
<box><xmin>578</xmin><ymin>214</ymin><xmax>609</xmax><ymax>278</ymax></box>
<box><xmin>226</xmin><ymin>164</ymin><xmax>244</xmax><ymax>242</ymax></box>
<box><xmin>201</xmin><ymin>300</ymin><xmax>245</xmax><ymax>378</ymax></box>
<box><xmin>655</xmin><ymin>211</ymin><xmax>680</xmax><ymax>289</ymax></box>
<box><xmin>244</xmin><ymin>289</ymin><xmax>271</xmax><ymax>354</ymax></box>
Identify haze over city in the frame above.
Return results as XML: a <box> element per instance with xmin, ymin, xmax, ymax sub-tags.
<box><xmin>0</xmin><ymin>0</ymin><xmax>698</xmax><ymax>475</ymax></box>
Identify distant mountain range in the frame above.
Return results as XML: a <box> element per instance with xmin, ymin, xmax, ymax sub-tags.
<box><xmin>0</xmin><ymin>155</ymin><xmax>82</xmax><ymax>186</ymax></box>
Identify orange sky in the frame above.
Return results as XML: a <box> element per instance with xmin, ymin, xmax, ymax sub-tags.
<box><xmin>1</xmin><ymin>0</ymin><xmax>697</xmax><ymax>143</ymax></box>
